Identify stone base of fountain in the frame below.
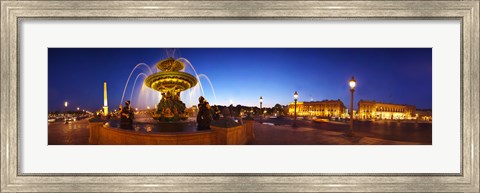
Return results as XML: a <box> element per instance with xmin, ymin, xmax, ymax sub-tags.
<box><xmin>88</xmin><ymin>120</ymin><xmax>255</xmax><ymax>145</ymax></box>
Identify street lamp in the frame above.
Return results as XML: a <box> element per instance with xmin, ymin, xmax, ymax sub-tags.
<box><xmin>259</xmin><ymin>96</ymin><xmax>263</xmax><ymax>123</ymax></box>
<box><xmin>64</xmin><ymin>101</ymin><xmax>68</xmax><ymax>124</ymax></box>
<box><xmin>293</xmin><ymin>91</ymin><xmax>298</xmax><ymax>127</ymax></box>
<box><xmin>348</xmin><ymin>76</ymin><xmax>356</xmax><ymax>136</ymax></box>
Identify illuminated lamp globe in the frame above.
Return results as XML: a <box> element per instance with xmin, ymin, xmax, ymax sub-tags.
<box><xmin>349</xmin><ymin>76</ymin><xmax>356</xmax><ymax>90</ymax></box>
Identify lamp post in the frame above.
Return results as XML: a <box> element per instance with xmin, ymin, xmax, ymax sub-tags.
<box><xmin>293</xmin><ymin>91</ymin><xmax>298</xmax><ymax>127</ymax></box>
<box><xmin>259</xmin><ymin>96</ymin><xmax>263</xmax><ymax>123</ymax></box>
<box><xmin>64</xmin><ymin>101</ymin><xmax>68</xmax><ymax>124</ymax></box>
<box><xmin>348</xmin><ymin>76</ymin><xmax>356</xmax><ymax>136</ymax></box>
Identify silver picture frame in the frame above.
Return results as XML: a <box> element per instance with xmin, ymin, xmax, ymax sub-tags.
<box><xmin>1</xmin><ymin>0</ymin><xmax>478</xmax><ymax>192</ymax></box>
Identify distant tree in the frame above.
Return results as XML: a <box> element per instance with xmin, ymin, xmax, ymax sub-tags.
<box><xmin>229</xmin><ymin>104</ymin><xmax>234</xmax><ymax>116</ymax></box>
<box><xmin>273</xmin><ymin>104</ymin><xmax>286</xmax><ymax>116</ymax></box>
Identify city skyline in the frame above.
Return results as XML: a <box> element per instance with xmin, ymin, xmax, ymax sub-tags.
<box><xmin>48</xmin><ymin>48</ymin><xmax>432</xmax><ymax>112</ymax></box>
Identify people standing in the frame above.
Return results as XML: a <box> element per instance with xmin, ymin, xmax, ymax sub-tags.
<box><xmin>120</xmin><ymin>100</ymin><xmax>134</xmax><ymax>129</ymax></box>
<box><xmin>197</xmin><ymin>96</ymin><xmax>212</xmax><ymax>130</ymax></box>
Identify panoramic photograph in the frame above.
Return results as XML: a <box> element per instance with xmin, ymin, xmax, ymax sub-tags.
<box><xmin>48</xmin><ymin>48</ymin><xmax>432</xmax><ymax>145</ymax></box>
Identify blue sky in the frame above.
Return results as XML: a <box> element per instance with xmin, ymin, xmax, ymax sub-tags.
<box><xmin>48</xmin><ymin>48</ymin><xmax>432</xmax><ymax>112</ymax></box>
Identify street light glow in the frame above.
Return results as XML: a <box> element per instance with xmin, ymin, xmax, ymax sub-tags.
<box><xmin>293</xmin><ymin>91</ymin><xmax>298</xmax><ymax>99</ymax></box>
<box><xmin>349</xmin><ymin>76</ymin><xmax>356</xmax><ymax>90</ymax></box>
<box><xmin>259</xmin><ymin>96</ymin><xmax>263</xmax><ymax>103</ymax></box>
<box><xmin>64</xmin><ymin>101</ymin><xmax>68</xmax><ymax>107</ymax></box>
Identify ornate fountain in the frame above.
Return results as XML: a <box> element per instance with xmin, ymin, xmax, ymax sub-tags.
<box><xmin>88</xmin><ymin>55</ymin><xmax>254</xmax><ymax>145</ymax></box>
<box><xmin>144</xmin><ymin>57</ymin><xmax>198</xmax><ymax>121</ymax></box>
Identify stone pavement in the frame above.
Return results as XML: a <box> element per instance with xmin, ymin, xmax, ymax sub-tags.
<box><xmin>251</xmin><ymin>122</ymin><xmax>422</xmax><ymax>145</ymax></box>
<box><xmin>48</xmin><ymin>119</ymin><xmax>90</xmax><ymax>145</ymax></box>
<box><xmin>48</xmin><ymin>119</ymin><xmax>423</xmax><ymax>145</ymax></box>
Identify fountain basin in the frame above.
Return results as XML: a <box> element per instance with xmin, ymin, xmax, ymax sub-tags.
<box><xmin>88</xmin><ymin>120</ymin><xmax>255</xmax><ymax>145</ymax></box>
<box><xmin>144</xmin><ymin>71</ymin><xmax>197</xmax><ymax>92</ymax></box>
<box><xmin>108</xmin><ymin>119</ymin><xmax>197</xmax><ymax>133</ymax></box>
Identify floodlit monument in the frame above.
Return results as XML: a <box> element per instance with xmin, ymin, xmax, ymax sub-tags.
<box><xmin>103</xmin><ymin>81</ymin><xmax>109</xmax><ymax>116</ymax></box>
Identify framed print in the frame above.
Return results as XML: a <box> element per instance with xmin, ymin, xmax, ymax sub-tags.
<box><xmin>1</xmin><ymin>0</ymin><xmax>479</xmax><ymax>192</ymax></box>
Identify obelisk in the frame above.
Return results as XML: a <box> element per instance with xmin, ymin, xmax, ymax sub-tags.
<box><xmin>103</xmin><ymin>81</ymin><xmax>109</xmax><ymax>116</ymax></box>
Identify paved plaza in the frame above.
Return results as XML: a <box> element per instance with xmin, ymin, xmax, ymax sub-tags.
<box><xmin>252</xmin><ymin>122</ymin><xmax>425</xmax><ymax>145</ymax></box>
<box><xmin>48</xmin><ymin>119</ymin><xmax>90</xmax><ymax>145</ymax></box>
<box><xmin>254</xmin><ymin>117</ymin><xmax>431</xmax><ymax>145</ymax></box>
<box><xmin>48</xmin><ymin>117</ymin><xmax>431</xmax><ymax>145</ymax></box>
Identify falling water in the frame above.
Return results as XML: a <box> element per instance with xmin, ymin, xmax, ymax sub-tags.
<box><xmin>198</xmin><ymin>74</ymin><xmax>217</xmax><ymax>103</ymax></box>
<box><xmin>129</xmin><ymin>73</ymin><xmax>148</xmax><ymax>102</ymax></box>
<box><xmin>120</xmin><ymin>63</ymin><xmax>154</xmax><ymax>105</ymax></box>
<box><xmin>120</xmin><ymin>56</ymin><xmax>217</xmax><ymax>110</ymax></box>
<box><xmin>177</xmin><ymin>57</ymin><xmax>205</xmax><ymax>96</ymax></box>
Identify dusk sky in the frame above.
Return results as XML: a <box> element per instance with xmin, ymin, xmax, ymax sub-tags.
<box><xmin>48</xmin><ymin>48</ymin><xmax>432</xmax><ymax>112</ymax></box>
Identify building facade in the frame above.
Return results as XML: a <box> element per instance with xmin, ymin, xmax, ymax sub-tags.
<box><xmin>416</xmin><ymin>109</ymin><xmax>432</xmax><ymax>121</ymax></box>
<box><xmin>288</xmin><ymin>100</ymin><xmax>347</xmax><ymax>118</ymax></box>
<box><xmin>358</xmin><ymin>100</ymin><xmax>416</xmax><ymax>120</ymax></box>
